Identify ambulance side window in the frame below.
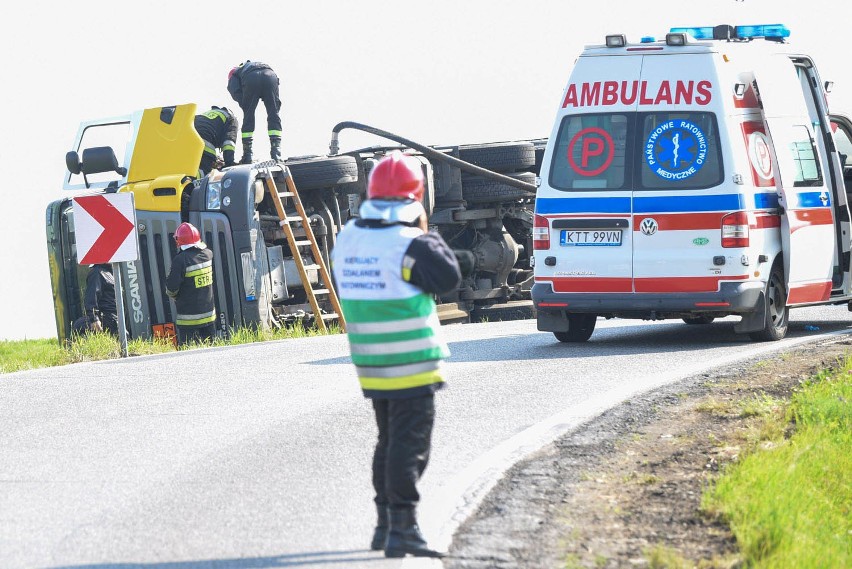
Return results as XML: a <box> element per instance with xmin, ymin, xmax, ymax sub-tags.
<box><xmin>786</xmin><ymin>125</ymin><xmax>822</xmax><ymax>187</ymax></box>
<box><xmin>638</xmin><ymin>112</ymin><xmax>724</xmax><ymax>191</ymax></box>
<box><xmin>549</xmin><ymin>113</ymin><xmax>630</xmax><ymax>191</ymax></box>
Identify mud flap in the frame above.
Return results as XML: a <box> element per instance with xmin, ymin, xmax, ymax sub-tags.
<box><xmin>537</xmin><ymin>310</ymin><xmax>570</xmax><ymax>332</ymax></box>
<box><xmin>734</xmin><ymin>290</ymin><xmax>766</xmax><ymax>334</ymax></box>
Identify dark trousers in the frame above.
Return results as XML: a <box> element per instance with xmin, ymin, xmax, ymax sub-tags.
<box><xmin>240</xmin><ymin>68</ymin><xmax>282</xmax><ymax>137</ymax></box>
<box><xmin>176</xmin><ymin>323</ymin><xmax>216</xmax><ymax>346</ymax></box>
<box><xmin>371</xmin><ymin>394</ymin><xmax>435</xmax><ymax>511</ymax></box>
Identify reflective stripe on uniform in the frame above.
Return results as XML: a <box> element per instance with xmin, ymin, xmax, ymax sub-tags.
<box><xmin>356</xmin><ymin>360</ymin><xmax>440</xmax><ymax>378</ymax></box>
<box><xmin>358</xmin><ymin>369</ymin><xmax>444</xmax><ymax>391</ymax></box>
<box><xmin>346</xmin><ymin>312</ymin><xmax>439</xmax><ymax>335</ymax></box>
<box><xmin>185</xmin><ymin>260</ymin><xmax>212</xmax><ymax>274</ymax></box>
<box><xmin>349</xmin><ymin>336</ymin><xmax>442</xmax><ymax>356</ymax></box>
<box><xmin>268</xmin><ymin>130</ymin><xmax>283</xmax><ymax>137</ymax></box>
<box><xmin>203</xmin><ymin>140</ymin><xmax>216</xmax><ymax>156</ymax></box>
<box><xmin>241</xmin><ymin>132</ymin><xmax>254</xmax><ymax>139</ymax></box>
<box><xmin>176</xmin><ymin>309</ymin><xmax>216</xmax><ymax>326</ymax></box>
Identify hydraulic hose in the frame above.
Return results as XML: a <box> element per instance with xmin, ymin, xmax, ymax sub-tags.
<box><xmin>329</xmin><ymin>121</ymin><xmax>537</xmax><ymax>194</ymax></box>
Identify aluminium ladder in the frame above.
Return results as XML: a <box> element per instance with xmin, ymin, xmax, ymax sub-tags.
<box><xmin>261</xmin><ymin>166</ymin><xmax>346</xmax><ymax>333</ymax></box>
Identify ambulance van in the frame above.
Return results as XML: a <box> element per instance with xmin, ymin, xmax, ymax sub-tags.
<box><xmin>532</xmin><ymin>24</ymin><xmax>852</xmax><ymax>342</ymax></box>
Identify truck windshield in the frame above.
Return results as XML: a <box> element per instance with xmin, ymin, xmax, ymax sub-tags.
<box><xmin>549</xmin><ymin>111</ymin><xmax>723</xmax><ymax>192</ymax></box>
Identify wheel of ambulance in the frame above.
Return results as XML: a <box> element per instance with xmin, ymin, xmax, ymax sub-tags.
<box><xmin>553</xmin><ymin>314</ymin><xmax>597</xmax><ymax>343</ymax></box>
<box><xmin>682</xmin><ymin>315</ymin><xmax>715</xmax><ymax>325</ymax></box>
<box><xmin>285</xmin><ymin>155</ymin><xmax>359</xmax><ymax>191</ymax></box>
<box><xmin>457</xmin><ymin>142</ymin><xmax>536</xmax><ymax>172</ymax></box>
<box><xmin>749</xmin><ymin>264</ymin><xmax>789</xmax><ymax>341</ymax></box>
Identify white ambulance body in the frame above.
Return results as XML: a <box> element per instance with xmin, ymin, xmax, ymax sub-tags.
<box><xmin>532</xmin><ymin>24</ymin><xmax>852</xmax><ymax>342</ymax></box>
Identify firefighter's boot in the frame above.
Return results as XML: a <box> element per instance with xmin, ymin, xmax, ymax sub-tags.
<box><xmin>270</xmin><ymin>136</ymin><xmax>282</xmax><ymax>161</ymax></box>
<box><xmin>369</xmin><ymin>504</ymin><xmax>389</xmax><ymax>551</ymax></box>
<box><xmin>239</xmin><ymin>138</ymin><xmax>253</xmax><ymax>164</ymax></box>
<box><xmin>384</xmin><ymin>507</ymin><xmax>446</xmax><ymax>558</ymax></box>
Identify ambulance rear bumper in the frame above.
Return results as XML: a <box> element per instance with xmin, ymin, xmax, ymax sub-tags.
<box><xmin>532</xmin><ymin>280</ymin><xmax>765</xmax><ymax>316</ymax></box>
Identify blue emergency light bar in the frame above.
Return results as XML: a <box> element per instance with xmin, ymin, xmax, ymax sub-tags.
<box><xmin>668</xmin><ymin>24</ymin><xmax>790</xmax><ymax>41</ymax></box>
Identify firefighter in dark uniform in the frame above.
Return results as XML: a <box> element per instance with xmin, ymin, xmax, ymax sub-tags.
<box><xmin>194</xmin><ymin>106</ymin><xmax>239</xmax><ymax>176</ymax></box>
<box><xmin>72</xmin><ymin>264</ymin><xmax>119</xmax><ymax>336</ymax></box>
<box><xmin>331</xmin><ymin>151</ymin><xmax>461</xmax><ymax>558</ymax></box>
<box><xmin>165</xmin><ymin>222</ymin><xmax>217</xmax><ymax>346</ymax></box>
<box><xmin>227</xmin><ymin>60</ymin><xmax>282</xmax><ymax>163</ymax></box>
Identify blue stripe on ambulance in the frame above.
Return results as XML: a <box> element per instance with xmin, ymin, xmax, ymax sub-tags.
<box><xmin>754</xmin><ymin>192</ymin><xmax>779</xmax><ymax>209</ymax></box>
<box><xmin>633</xmin><ymin>194</ymin><xmax>744</xmax><ymax>213</ymax></box>
<box><xmin>536</xmin><ymin>197</ymin><xmax>631</xmax><ymax>214</ymax></box>
<box><xmin>795</xmin><ymin>191</ymin><xmax>831</xmax><ymax>208</ymax></box>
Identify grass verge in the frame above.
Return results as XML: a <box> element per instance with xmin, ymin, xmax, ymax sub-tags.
<box><xmin>702</xmin><ymin>360</ymin><xmax>852</xmax><ymax>568</ymax></box>
<box><xmin>1</xmin><ymin>322</ymin><xmax>341</xmax><ymax>374</ymax></box>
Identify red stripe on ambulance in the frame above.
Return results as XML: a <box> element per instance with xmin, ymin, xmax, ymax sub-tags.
<box><xmin>787</xmin><ymin>281</ymin><xmax>832</xmax><ymax>304</ymax></box>
<box><xmin>633</xmin><ymin>212</ymin><xmax>725</xmax><ymax>231</ymax></box>
<box><xmin>635</xmin><ymin>275</ymin><xmax>749</xmax><ymax>293</ymax></box>
<box><xmin>537</xmin><ymin>277</ymin><xmax>632</xmax><ymax>293</ymax></box>
<box><xmin>789</xmin><ymin>209</ymin><xmax>834</xmax><ymax>233</ymax></box>
<box><xmin>562</xmin><ymin>80</ymin><xmax>712</xmax><ymax>108</ymax></box>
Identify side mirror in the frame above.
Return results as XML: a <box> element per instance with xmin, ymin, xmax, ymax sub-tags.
<box><xmin>80</xmin><ymin>146</ymin><xmax>128</xmax><ymax>177</ymax></box>
<box><xmin>66</xmin><ymin>151</ymin><xmax>82</xmax><ymax>175</ymax></box>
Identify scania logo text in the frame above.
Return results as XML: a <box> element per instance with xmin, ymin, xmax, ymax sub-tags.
<box><xmin>640</xmin><ymin>218</ymin><xmax>658</xmax><ymax>236</ymax></box>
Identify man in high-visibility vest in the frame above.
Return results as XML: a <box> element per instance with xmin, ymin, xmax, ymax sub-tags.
<box><xmin>331</xmin><ymin>151</ymin><xmax>461</xmax><ymax>558</ymax></box>
<box><xmin>165</xmin><ymin>222</ymin><xmax>217</xmax><ymax>346</ymax></box>
<box><xmin>194</xmin><ymin>106</ymin><xmax>239</xmax><ymax>176</ymax></box>
<box><xmin>227</xmin><ymin>60</ymin><xmax>282</xmax><ymax>163</ymax></box>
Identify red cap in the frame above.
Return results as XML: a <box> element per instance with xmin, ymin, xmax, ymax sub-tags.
<box><xmin>367</xmin><ymin>151</ymin><xmax>424</xmax><ymax>202</ymax></box>
<box><xmin>174</xmin><ymin>222</ymin><xmax>201</xmax><ymax>247</ymax></box>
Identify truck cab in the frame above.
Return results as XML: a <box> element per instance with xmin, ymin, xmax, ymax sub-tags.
<box><xmin>532</xmin><ymin>24</ymin><xmax>852</xmax><ymax>342</ymax></box>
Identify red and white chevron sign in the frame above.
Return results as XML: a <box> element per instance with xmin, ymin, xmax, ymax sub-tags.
<box><xmin>73</xmin><ymin>194</ymin><xmax>139</xmax><ymax>264</ymax></box>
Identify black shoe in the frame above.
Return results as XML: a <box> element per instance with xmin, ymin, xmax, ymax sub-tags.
<box><xmin>384</xmin><ymin>508</ymin><xmax>446</xmax><ymax>558</ymax></box>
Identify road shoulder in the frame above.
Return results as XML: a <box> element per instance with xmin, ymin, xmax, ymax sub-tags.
<box><xmin>446</xmin><ymin>336</ymin><xmax>852</xmax><ymax>568</ymax></box>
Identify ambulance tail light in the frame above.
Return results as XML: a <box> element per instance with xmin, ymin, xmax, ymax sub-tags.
<box><xmin>534</xmin><ymin>215</ymin><xmax>551</xmax><ymax>250</ymax></box>
<box><xmin>721</xmin><ymin>211</ymin><xmax>750</xmax><ymax>248</ymax></box>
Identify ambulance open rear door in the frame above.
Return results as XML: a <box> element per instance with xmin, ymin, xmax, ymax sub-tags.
<box><xmin>754</xmin><ymin>55</ymin><xmax>837</xmax><ymax>305</ymax></box>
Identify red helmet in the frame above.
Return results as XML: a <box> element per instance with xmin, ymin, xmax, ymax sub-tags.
<box><xmin>174</xmin><ymin>222</ymin><xmax>201</xmax><ymax>247</ymax></box>
<box><xmin>228</xmin><ymin>67</ymin><xmax>238</xmax><ymax>81</ymax></box>
<box><xmin>368</xmin><ymin>151</ymin><xmax>424</xmax><ymax>202</ymax></box>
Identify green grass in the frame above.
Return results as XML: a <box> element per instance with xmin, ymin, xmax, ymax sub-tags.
<box><xmin>703</xmin><ymin>363</ymin><xmax>852</xmax><ymax>568</ymax></box>
<box><xmin>0</xmin><ymin>323</ymin><xmax>342</xmax><ymax>374</ymax></box>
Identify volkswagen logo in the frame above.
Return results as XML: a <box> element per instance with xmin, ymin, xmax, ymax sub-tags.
<box><xmin>640</xmin><ymin>217</ymin><xmax>658</xmax><ymax>236</ymax></box>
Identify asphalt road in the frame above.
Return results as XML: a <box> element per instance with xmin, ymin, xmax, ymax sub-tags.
<box><xmin>1</xmin><ymin>307</ymin><xmax>849</xmax><ymax>569</ymax></box>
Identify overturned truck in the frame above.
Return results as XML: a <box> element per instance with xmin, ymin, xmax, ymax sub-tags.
<box><xmin>46</xmin><ymin>103</ymin><xmax>541</xmax><ymax>343</ymax></box>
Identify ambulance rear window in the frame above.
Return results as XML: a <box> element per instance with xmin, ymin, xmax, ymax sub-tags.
<box><xmin>548</xmin><ymin>111</ymin><xmax>723</xmax><ymax>191</ymax></box>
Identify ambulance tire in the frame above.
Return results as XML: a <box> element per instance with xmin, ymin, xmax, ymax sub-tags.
<box><xmin>682</xmin><ymin>315</ymin><xmax>715</xmax><ymax>325</ymax></box>
<box><xmin>461</xmin><ymin>172</ymin><xmax>537</xmax><ymax>204</ymax></box>
<box><xmin>554</xmin><ymin>314</ymin><xmax>596</xmax><ymax>343</ymax></box>
<box><xmin>286</xmin><ymin>156</ymin><xmax>359</xmax><ymax>191</ymax></box>
<box><xmin>458</xmin><ymin>142</ymin><xmax>536</xmax><ymax>172</ymax></box>
<box><xmin>749</xmin><ymin>264</ymin><xmax>789</xmax><ymax>342</ymax></box>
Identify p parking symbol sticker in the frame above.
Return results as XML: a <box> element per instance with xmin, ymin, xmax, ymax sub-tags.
<box><xmin>567</xmin><ymin>127</ymin><xmax>615</xmax><ymax>177</ymax></box>
<box><xmin>645</xmin><ymin>120</ymin><xmax>708</xmax><ymax>181</ymax></box>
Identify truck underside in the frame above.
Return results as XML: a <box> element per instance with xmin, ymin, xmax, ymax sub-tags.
<box><xmin>47</xmin><ymin>104</ymin><xmax>543</xmax><ymax>342</ymax></box>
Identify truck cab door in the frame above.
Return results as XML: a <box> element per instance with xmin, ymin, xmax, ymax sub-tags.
<box><xmin>755</xmin><ymin>57</ymin><xmax>836</xmax><ymax>305</ymax></box>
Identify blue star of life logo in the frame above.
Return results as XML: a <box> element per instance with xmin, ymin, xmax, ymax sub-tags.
<box><xmin>644</xmin><ymin>120</ymin><xmax>708</xmax><ymax>181</ymax></box>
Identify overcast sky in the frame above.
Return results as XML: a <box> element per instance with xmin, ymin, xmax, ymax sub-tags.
<box><xmin>0</xmin><ymin>0</ymin><xmax>848</xmax><ymax>341</ymax></box>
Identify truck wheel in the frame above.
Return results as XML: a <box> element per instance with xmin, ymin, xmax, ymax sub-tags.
<box><xmin>554</xmin><ymin>314</ymin><xmax>596</xmax><ymax>343</ymax></box>
<box><xmin>749</xmin><ymin>265</ymin><xmax>789</xmax><ymax>341</ymax></box>
<box><xmin>286</xmin><ymin>156</ymin><xmax>359</xmax><ymax>191</ymax></box>
<box><xmin>682</xmin><ymin>315</ymin><xmax>715</xmax><ymax>325</ymax></box>
<box><xmin>461</xmin><ymin>172</ymin><xmax>536</xmax><ymax>204</ymax></box>
<box><xmin>458</xmin><ymin>142</ymin><xmax>536</xmax><ymax>172</ymax></box>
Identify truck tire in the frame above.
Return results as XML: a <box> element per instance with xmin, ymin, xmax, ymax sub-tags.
<box><xmin>554</xmin><ymin>314</ymin><xmax>596</xmax><ymax>343</ymax></box>
<box><xmin>749</xmin><ymin>264</ymin><xmax>788</xmax><ymax>341</ymax></box>
<box><xmin>286</xmin><ymin>156</ymin><xmax>358</xmax><ymax>191</ymax></box>
<box><xmin>461</xmin><ymin>172</ymin><xmax>537</xmax><ymax>204</ymax></box>
<box><xmin>682</xmin><ymin>315</ymin><xmax>715</xmax><ymax>325</ymax></box>
<box><xmin>458</xmin><ymin>142</ymin><xmax>536</xmax><ymax>172</ymax></box>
